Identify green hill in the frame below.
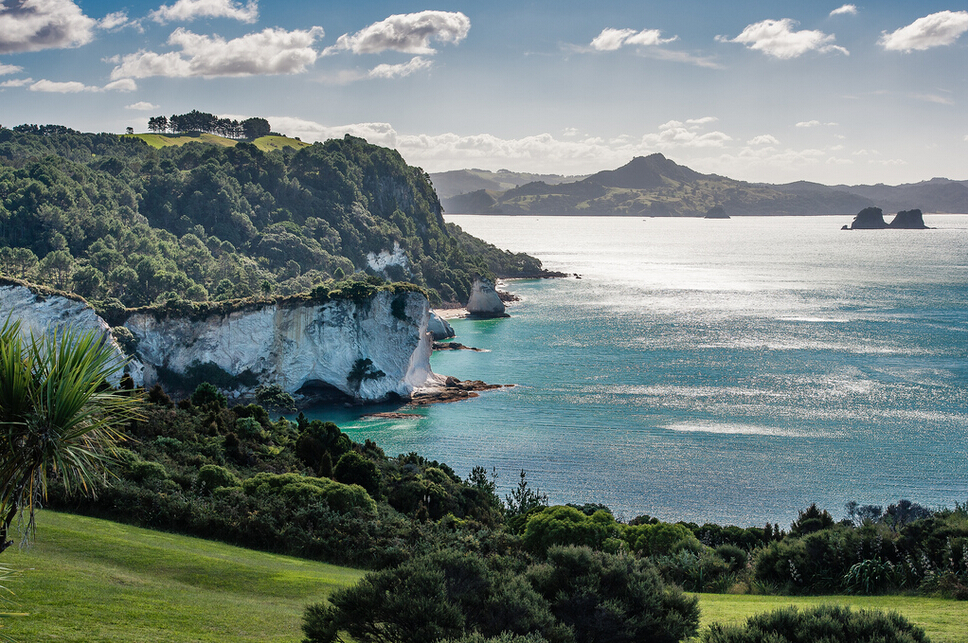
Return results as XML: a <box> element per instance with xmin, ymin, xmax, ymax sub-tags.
<box><xmin>127</xmin><ymin>132</ymin><xmax>311</xmax><ymax>153</ymax></box>
<box><xmin>0</xmin><ymin>124</ymin><xmax>547</xmax><ymax>307</ymax></box>
<box><xmin>3</xmin><ymin>510</ymin><xmax>363</xmax><ymax>642</ymax></box>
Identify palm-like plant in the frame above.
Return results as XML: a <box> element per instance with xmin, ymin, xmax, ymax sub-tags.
<box><xmin>0</xmin><ymin>318</ymin><xmax>141</xmax><ymax>553</ymax></box>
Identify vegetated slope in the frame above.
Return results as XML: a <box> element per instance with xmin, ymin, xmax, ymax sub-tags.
<box><xmin>5</xmin><ymin>510</ymin><xmax>364</xmax><ymax>643</ymax></box>
<box><xmin>441</xmin><ymin>154</ymin><xmax>968</xmax><ymax>216</ymax></box>
<box><xmin>128</xmin><ymin>131</ymin><xmax>311</xmax><ymax>153</ymax></box>
<box><xmin>0</xmin><ymin>125</ymin><xmax>546</xmax><ymax>308</ymax></box>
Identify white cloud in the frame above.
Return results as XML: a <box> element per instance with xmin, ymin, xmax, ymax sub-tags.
<box><xmin>589</xmin><ymin>27</ymin><xmax>677</xmax><ymax>51</ymax></box>
<box><xmin>879</xmin><ymin>11</ymin><xmax>968</xmax><ymax>52</ymax></box>
<box><xmin>150</xmin><ymin>0</ymin><xmax>258</xmax><ymax>24</ymax></box>
<box><xmin>126</xmin><ymin>101</ymin><xmax>159</xmax><ymax>110</ymax></box>
<box><xmin>644</xmin><ymin>119</ymin><xmax>732</xmax><ymax>149</ymax></box>
<box><xmin>913</xmin><ymin>93</ymin><xmax>954</xmax><ymax>105</ymax></box>
<box><xmin>717</xmin><ymin>19</ymin><xmax>848</xmax><ymax>59</ymax></box>
<box><xmin>110</xmin><ymin>26</ymin><xmax>323</xmax><ymax>79</ymax></box>
<box><xmin>27</xmin><ymin>77</ymin><xmax>136</xmax><ymax>92</ymax></box>
<box><xmin>686</xmin><ymin>116</ymin><xmax>718</xmax><ymax>126</ymax></box>
<box><xmin>97</xmin><ymin>10</ymin><xmax>135</xmax><ymax>31</ymax></box>
<box><xmin>748</xmin><ymin>134</ymin><xmax>780</xmax><ymax>145</ymax></box>
<box><xmin>829</xmin><ymin>5</ymin><xmax>857</xmax><ymax>17</ymax></box>
<box><xmin>562</xmin><ymin>127</ymin><xmax>579</xmax><ymax>137</ymax></box>
<box><xmin>638</xmin><ymin>47</ymin><xmax>724</xmax><ymax>69</ymax></box>
<box><xmin>0</xmin><ymin>0</ymin><xmax>96</xmax><ymax>54</ymax></box>
<box><xmin>368</xmin><ymin>56</ymin><xmax>432</xmax><ymax>79</ymax></box>
<box><xmin>0</xmin><ymin>62</ymin><xmax>23</xmax><ymax>75</ymax></box>
<box><xmin>326</xmin><ymin>11</ymin><xmax>470</xmax><ymax>55</ymax></box>
<box><xmin>0</xmin><ymin>76</ymin><xmax>32</xmax><ymax>87</ymax></box>
<box><xmin>29</xmin><ymin>78</ymin><xmax>92</xmax><ymax>92</ymax></box>
<box><xmin>796</xmin><ymin>120</ymin><xmax>821</xmax><ymax>128</ymax></box>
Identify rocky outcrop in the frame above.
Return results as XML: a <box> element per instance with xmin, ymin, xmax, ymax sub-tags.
<box><xmin>0</xmin><ymin>281</ymin><xmax>448</xmax><ymax>405</ymax></box>
<box><xmin>465</xmin><ymin>277</ymin><xmax>508</xmax><ymax>318</ymax></box>
<box><xmin>846</xmin><ymin>206</ymin><xmax>888</xmax><ymax>229</ymax></box>
<box><xmin>427</xmin><ymin>311</ymin><xmax>456</xmax><ymax>340</ymax></box>
<box><xmin>889</xmin><ymin>209</ymin><xmax>929</xmax><ymax>229</ymax></box>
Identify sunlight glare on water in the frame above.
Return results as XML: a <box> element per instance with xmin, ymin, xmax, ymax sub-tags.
<box><xmin>305</xmin><ymin>215</ymin><xmax>968</xmax><ymax>525</ymax></box>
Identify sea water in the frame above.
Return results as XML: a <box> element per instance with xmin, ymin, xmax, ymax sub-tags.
<box><xmin>303</xmin><ymin>215</ymin><xmax>968</xmax><ymax>526</ymax></box>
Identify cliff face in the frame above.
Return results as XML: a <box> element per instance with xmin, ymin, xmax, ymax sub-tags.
<box><xmin>1</xmin><ymin>282</ymin><xmax>444</xmax><ymax>403</ymax></box>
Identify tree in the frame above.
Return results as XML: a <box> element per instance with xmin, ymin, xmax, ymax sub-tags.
<box><xmin>0</xmin><ymin>247</ymin><xmax>38</xmax><ymax>279</ymax></box>
<box><xmin>0</xmin><ymin>319</ymin><xmax>141</xmax><ymax>553</ymax></box>
<box><xmin>242</xmin><ymin>117</ymin><xmax>271</xmax><ymax>140</ymax></box>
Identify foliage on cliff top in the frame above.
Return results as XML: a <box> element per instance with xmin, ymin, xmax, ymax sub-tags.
<box><xmin>0</xmin><ymin>125</ymin><xmax>548</xmax><ymax>308</ymax></box>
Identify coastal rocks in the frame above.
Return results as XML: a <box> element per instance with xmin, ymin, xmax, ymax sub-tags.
<box><xmin>409</xmin><ymin>378</ymin><xmax>505</xmax><ymax>405</ymax></box>
<box><xmin>889</xmin><ymin>209</ymin><xmax>929</xmax><ymax>229</ymax></box>
<box><xmin>704</xmin><ymin>205</ymin><xmax>729</xmax><ymax>219</ymax></box>
<box><xmin>843</xmin><ymin>207</ymin><xmax>930</xmax><ymax>230</ymax></box>
<box><xmin>427</xmin><ymin>310</ymin><xmax>455</xmax><ymax>340</ymax></box>
<box><xmin>845</xmin><ymin>206</ymin><xmax>888</xmax><ymax>229</ymax></box>
<box><xmin>465</xmin><ymin>277</ymin><xmax>508</xmax><ymax>318</ymax></box>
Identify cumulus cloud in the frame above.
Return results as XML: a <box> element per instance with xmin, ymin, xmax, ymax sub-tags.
<box><xmin>748</xmin><ymin>134</ymin><xmax>780</xmax><ymax>145</ymax></box>
<box><xmin>27</xmin><ymin>77</ymin><xmax>136</xmax><ymax>92</ymax></box>
<box><xmin>368</xmin><ymin>55</ymin><xmax>432</xmax><ymax>79</ymax></box>
<box><xmin>830</xmin><ymin>5</ymin><xmax>857</xmax><ymax>17</ymax></box>
<box><xmin>796</xmin><ymin>120</ymin><xmax>821</xmax><ymax>128</ymax></box>
<box><xmin>110</xmin><ymin>26</ymin><xmax>323</xmax><ymax>78</ymax></box>
<box><xmin>326</xmin><ymin>11</ymin><xmax>470</xmax><ymax>55</ymax></box>
<box><xmin>126</xmin><ymin>100</ymin><xmax>159</xmax><ymax>110</ymax></box>
<box><xmin>879</xmin><ymin>11</ymin><xmax>968</xmax><ymax>52</ymax></box>
<box><xmin>589</xmin><ymin>27</ymin><xmax>677</xmax><ymax>51</ymax></box>
<box><xmin>562</xmin><ymin>127</ymin><xmax>579</xmax><ymax>137</ymax></box>
<box><xmin>717</xmin><ymin>19</ymin><xmax>848</xmax><ymax>58</ymax></box>
<box><xmin>0</xmin><ymin>76</ymin><xmax>32</xmax><ymax>87</ymax></box>
<box><xmin>0</xmin><ymin>62</ymin><xmax>23</xmax><ymax>75</ymax></box>
<box><xmin>150</xmin><ymin>0</ymin><xmax>258</xmax><ymax>24</ymax></box>
<box><xmin>643</xmin><ymin>119</ymin><xmax>732</xmax><ymax>149</ymax></box>
<box><xmin>0</xmin><ymin>0</ymin><xmax>97</xmax><ymax>54</ymax></box>
<box><xmin>97</xmin><ymin>10</ymin><xmax>135</xmax><ymax>31</ymax></box>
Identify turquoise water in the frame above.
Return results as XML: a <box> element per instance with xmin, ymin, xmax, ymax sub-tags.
<box><xmin>304</xmin><ymin>215</ymin><xmax>968</xmax><ymax>526</ymax></box>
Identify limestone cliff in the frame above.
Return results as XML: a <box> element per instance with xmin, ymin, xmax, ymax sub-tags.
<box><xmin>0</xmin><ymin>280</ymin><xmax>444</xmax><ymax>404</ymax></box>
<box><xmin>465</xmin><ymin>277</ymin><xmax>507</xmax><ymax>318</ymax></box>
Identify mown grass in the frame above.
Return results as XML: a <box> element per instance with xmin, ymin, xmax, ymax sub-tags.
<box><xmin>126</xmin><ymin>132</ymin><xmax>309</xmax><ymax>152</ymax></box>
<box><xmin>2</xmin><ymin>512</ymin><xmax>965</xmax><ymax>642</ymax></box>
<box><xmin>0</xmin><ymin>511</ymin><xmax>363</xmax><ymax>642</ymax></box>
<box><xmin>695</xmin><ymin>593</ymin><xmax>968</xmax><ymax>643</ymax></box>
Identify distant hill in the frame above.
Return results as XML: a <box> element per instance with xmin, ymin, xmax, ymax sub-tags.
<box><xmin>438</xmin><ymin>154</ymin><xmax>968</xmax><ymax>216</ymax></box>
<box><xmin>429</xmin><ymin>168</ymin><xmax>585</xmax><ymax>199</ymax></box>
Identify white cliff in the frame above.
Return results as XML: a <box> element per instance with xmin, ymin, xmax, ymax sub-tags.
<box><xmin>0</xmin><ymin>281</ymin><xmax>445</xmax><ymax>403</ymax></box>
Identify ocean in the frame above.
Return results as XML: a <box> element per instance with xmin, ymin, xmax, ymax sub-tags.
<box><xmin>303</xmin><ymin>214</ymin><xmax>968</xmax><ymax>526</ymax></box>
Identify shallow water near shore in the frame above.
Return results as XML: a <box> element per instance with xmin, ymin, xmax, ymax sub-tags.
<box><xmin>302</xmin><ymin>214</ymin><xmax>968</xmax><ymax>525</ymax></box>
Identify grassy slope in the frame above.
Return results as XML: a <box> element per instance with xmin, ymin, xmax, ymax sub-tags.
<box><xmin>1</xmin><ymin>511</ymin><xmax>363</xmax><ymax>642</ymax></box>
<box><xmin>696</xmin><ymin>593</ymin><xmax>968</xmax><ymax>643</ymax></box>
<box><xmin>126</xmin><ymin>133</ymin><xmax>310</xmax><ymax>152</ymax></box>
<box><xmin>2</xmin><ymin>512</ymin><xmax>965</xmax><ymax>642</ymax></box>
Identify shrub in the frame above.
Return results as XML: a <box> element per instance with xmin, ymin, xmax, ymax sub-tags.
<box><xmin>241</xmin><ymin>472</ymin><xmax>376</xmax><ymax>514</ymax></box>
<box><xmin>522</xmin><ymin>506</ymin><xmax>618</xmax><ymax>554</ymax></box>
<box><xmin>197</xmin><ymin>464</ymin><xmax>240</xmax><ymax>492</ymax></box>
<box><xmin>334</xmin><ymin>451</ymin><xmax>381</xmax><ymax>496</ymax></box>
<box><xmin>701</xmin><ymin>604</ymin><xmax>929</xmax><ymax>643</ymax></box>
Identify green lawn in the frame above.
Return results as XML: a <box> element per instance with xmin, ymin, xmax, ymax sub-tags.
<box><xmin>696</xmin><ymin>593</ymin><xmax>968</xmax><ymax>643</ymax></box>
<box><xmin>2</xmin><ymin>512</ymin><xmax>965</xmax><ymax>642</ymax></box>
<box><xmin>0</xmin><ymin>511</ymin><xmax>363</xmax><ymax>642</ymax></box>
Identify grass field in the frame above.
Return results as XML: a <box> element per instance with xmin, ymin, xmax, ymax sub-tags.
<box><xmin>0</xmin><ymin>511</ymin><xmax>363</xmax><ymax>642</ymax></box>
<box><xmin>2</xmin><ymin>512</ymin><xmax>965</xmax><ymax>642</ymax></box>
<box><xmin>126</xmin><ymin>132</ymin><xmax>309</xmax><ymax>152</ymax></box>
<box><xmin>696</xmin><ymin>593</ymin><xmax>968</xmax><ymax>643</ymax></box>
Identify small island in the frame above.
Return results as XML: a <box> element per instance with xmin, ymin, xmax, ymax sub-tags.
<box><xmin>842</xmin><ymin>207</ymin><xmax>930</xmax><ymax>230</ymax></box>
<box><xmin>704</xmin><ymin>205</ymin><xmax>730</xmax><ymax>219</ymax></box>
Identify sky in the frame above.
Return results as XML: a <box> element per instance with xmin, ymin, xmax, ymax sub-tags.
<box><xmin>1</xmin><ymin>0</ymin><xmax>967</xmax><ymax>185</ymax></box>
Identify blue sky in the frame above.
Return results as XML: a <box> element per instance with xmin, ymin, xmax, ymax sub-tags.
<box><xmin>1</xmin><ymin>0</ymin><xmax>967</xmax><ymax>184</ymax></box>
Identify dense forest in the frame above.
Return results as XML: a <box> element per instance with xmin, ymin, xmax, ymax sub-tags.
<box><xmin>0</xmin><ymin>125</ymin><xmax>546</xmax><ymax>308</ymax></box>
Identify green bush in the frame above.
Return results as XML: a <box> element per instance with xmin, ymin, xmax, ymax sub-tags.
<box><xmin>701</xmin><ymin>604</ymin><xmax>929</xmax><ymax>643</ymax></box>
<box><xmin>197</xmin><ymin>464</ymin><xmax>240</xmax><ymax>492</ymax></box>
<box><xmin>241</xmin><ymin>472</ymin><xmax>376</xmax><ymax>514</ymax></box>
<box><xmin>522</xmin><ymin>506</ymin><xmax>618</xmax><ymax>554</ymax></box>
